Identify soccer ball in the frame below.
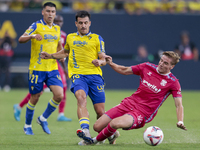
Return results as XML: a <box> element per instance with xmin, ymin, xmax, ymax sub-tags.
<box><xmin>143</xmin><ymin>126</ymin><xmax>164</xmax><ymax>146</ymax></box>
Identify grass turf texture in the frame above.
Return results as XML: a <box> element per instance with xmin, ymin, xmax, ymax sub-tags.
<box><xmin>0</xmin><ymin>89</ymin><xmax>199</xmax><ymax>150</ymax></box>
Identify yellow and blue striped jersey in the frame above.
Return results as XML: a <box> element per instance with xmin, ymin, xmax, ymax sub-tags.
<box><xmin>25</xmin><ymin>19</ymin><xmax>60</xmax><ymax>71</ymax></box>
<box><xmin>64</xmin><ymin>31</ymin><xmax>105</xmax><ymax>78</ymax></box>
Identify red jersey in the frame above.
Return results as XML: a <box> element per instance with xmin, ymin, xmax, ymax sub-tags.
<box><xmin>60</xmin><ymin>30</ymin><xmax>67</xmax><ymax>48</ymax></box>
<box><xmin>57</xmin><ymin>30</ymin><xmax>67</xmax><ymax>87</ymax></box>
<box><xmin>121</xmin><ymin>62</ymin><xmax>182</xmax><ymax>123</ymax></box>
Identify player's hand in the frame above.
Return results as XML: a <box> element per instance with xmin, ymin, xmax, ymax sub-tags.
<box><xmin>177</xmin><ymin>122</ymin><xmax>187</xmax><ymax>131</ymax></box>
<box><xmin>31</xmin><ymin>34</ymin><xmax>42</xmax><ymax>41</ymax></box>
<box><xmin>41</xmin><ymin>51</ymin><xmax>51</xmax><ymax>59</ymax></box>
<box><xmin>105</xmin><ymin>55</ymin><xmax>112</xmax><ymax>64</ymax></box>
<box><xmin>92</xmin><ymin>59</ymin><xmax>101</xmax><ymax>67</ymax></box>
<box><xmin>59</xmin><ymin>58</ymin><xmax>66</xmax><ymax>62</ymax></box>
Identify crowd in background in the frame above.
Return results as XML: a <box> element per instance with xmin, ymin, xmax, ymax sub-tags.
<box><xmin>1</xmin><ymin>0</ymin><xmax>200</xmax><ymax>15</ymax></box>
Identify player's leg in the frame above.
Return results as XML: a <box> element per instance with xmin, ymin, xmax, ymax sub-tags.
<box><xmin>24</xmin><ymin>92</ymin><xmax>42</xmax><ymax>135</ymax></box>
<box><xmin>24</xmin><ymin>70</ymin><xmax>44</xmax><ymax>135</ymax></box>
<box><xmin>57</xmin><ymin>86</ymin><xmax>72</xmax><ymax>121</ymax></box>
<box><xmin>76</xmin><ymin>75</ymin><xmax>106</xmax><ymax>145</ymax></box>
<box><xmin>88</xmin><ymin>75</ymin><xmax>105</xmax><ymax>119</ymax></box>
<box><xmin>14</xmin><ymin>84</ymin><xmax>46</xmax><ymax>121</ymax></box>
<box><xmin>93</xmin><ymin>114</ymin><xmax>133</xmax><ymax>143</ymax></box>
<box><xmin>37</xmin><ymin>70</ymin><xmax>63</xmax><ymax>134</ymax></box>
<box><xmin>13</xmin><ymin>92</ymin><xmax>31</xmax><ymax>121</ymax></box>
<box><xmin>70</xmin><ymin>75</ymin><xmax>91</xmax><ymax>139</ymax></box>
<box><xmin>75</xmin><ymin>89</ymin><xmax>90</xmax><ymax>133</ymax></box>
<box><xmin>57</xmin><ymin>62</ymin><xmax>71</xmax><ymax>121</ymax></box>
<box><xmin>93</xmin><ymin>110</ymin><xmax>146</xmax><ymax>144</ymax></box>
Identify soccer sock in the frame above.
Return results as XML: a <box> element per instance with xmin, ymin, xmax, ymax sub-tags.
<box><xmin>25</xmin><ymin>101</ymin><xmax>35</xmax><ymax>125</ymax></box>
<box><xmin>19</xmin><ymin>93</ymin><xmax>31</xmax><ymax>108</ymax></box>
<box><xmin>42</xmin><ymin>98</ymin><xmax>59</xmax><ymax>119</ymax></box>
<box><xmin>96</xmin><ymin>123</ymin><xmax>117</xmax><ymax>141</ymax></box>
<box><xmin>79</xmin><ymin>117</ymin><xmax>89</xmax><ymax>130</ymax></box>
<box><xmin>58</xmin><ymin>87</ymin><xmax>66</xmax><ymax>113</ymax></box>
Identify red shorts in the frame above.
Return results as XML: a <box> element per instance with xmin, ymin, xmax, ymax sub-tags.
<box><xmin>105</xmin><ymin>103</ymin><xmax>145</xmax><ymax>130</ymax></box>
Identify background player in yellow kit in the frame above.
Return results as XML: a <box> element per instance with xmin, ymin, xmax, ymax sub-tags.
<box><xmin>41</xmin><ymin>11</ymin><xmax>116</xmax><ymax>145</ymax></box>
<box><xmin>18</xmin><ymin>2</ymin><xmax>66</xmax><ymax>135</ymax></box>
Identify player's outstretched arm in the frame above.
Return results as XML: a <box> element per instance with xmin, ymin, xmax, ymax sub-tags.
<box><xmin>41</xmin><ymin>49</ymin><xmax>69</xmax><ymax>60</ymax></box>
<box><xmin>105</xmin><ymin>55</ymin><xmax>133</xmax><ymax>75</ymax></box>
<box><xmin>174</xmin><ymin>97</ymin><xmax>187</xmax><ymax>131</ymax></box>
<box><xmin>18</xmin><ymin>33</ymin><xmax>42</xmax><ymax>43</ymax></box>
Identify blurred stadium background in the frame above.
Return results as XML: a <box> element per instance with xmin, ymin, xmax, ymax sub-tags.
<box><xmin>0</xmin><ymin>0</ymin><xmax>200</xmax><ymax>90</ymax></box>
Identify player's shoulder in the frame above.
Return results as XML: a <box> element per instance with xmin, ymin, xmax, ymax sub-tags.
<box><xmin>145</xmin><ymin>62</ymin><xmax>157</xmax><ymax>69</ymax></box>
<box><xmin>167</xmin><ymin>73</ymin><xmax>179</xmax><ymax>82</ymax></box>
<box><xmin>67</xmin><ymin>32</ymin><xmax>77</xmax><ymax>37</ymax></box>
<box><xmin>90</xmin><ymin>32</ymin><xmax>103</xmax><ymax>38</ymax></box>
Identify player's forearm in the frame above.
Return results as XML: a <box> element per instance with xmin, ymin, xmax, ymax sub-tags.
<box><xmin>18</xmin><ymin>35</ymin><xmax>32</xmax><ymax>43</ymax></box>
<box><xmin>51</xmin><ymin>49</ymin><xmax>68</xmax><ymax>59</ymax></box>
<box><xmin>109</xmin><ymin>62</ymin><xmax>128</xmax><ymax>75</ymax></box>
<box><xmin>176</xmin><ymin>105</ymin><xmax>184</xmax><ymax>122</ymax></box>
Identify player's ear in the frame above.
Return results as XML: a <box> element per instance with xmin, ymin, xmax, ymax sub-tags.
<box><xmin>75</xmin><ymin>21</ymin><xmax>78</xmax><ymax>27</ymax></box>
<box><xmin>170</xmin><ymin>65</ymin><xmax>175</xmax><ymax>70</ymax></box>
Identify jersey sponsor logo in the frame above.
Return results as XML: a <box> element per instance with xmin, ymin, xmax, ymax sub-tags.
<box><xmin>73</xmin><ymin>40</ymin><xmax>88</xmax><ymax>47</ymax></box>
<box><xmin>72</xmin><ymin>49</ymin><xmax>79</xmax><ymax>68</ymax></box>
<box><xmin>44</xmin><ymin>34</ymin><xmax>58</xmax><ymax>42</ymax></box>
<box><xmin>37</xmin><ymin>44</ymin><xmax>43</xmax><ymax>64</ymax></box>
<box><xmin>142</xmin><ymin>79</ymin><xmax>161</xmax><ymax>93</ymax></box>
<box><xmin>160</xmin><ymin>79</ymin><xmax>167</xmax><ymax>86</ymax></box>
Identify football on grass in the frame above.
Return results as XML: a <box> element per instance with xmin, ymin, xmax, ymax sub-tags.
<box><xmin>143</xmin><ymin>126</ymin><xmax>164</xmax><ymax>146</ymax></box>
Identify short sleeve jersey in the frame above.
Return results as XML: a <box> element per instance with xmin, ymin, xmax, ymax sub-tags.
<box><xmin>64</xmin><ymin>32</ymin><xmax>105</xmax><ymax>78</ymax></box>
<box><xmin>25</xmin><ymin>19</ymin><xmax>61</xmax><ymax>71</ymax></box>
<box><xmin>121</xmin><ymin>62</ymin><xmax>182</xmax><ymax>123</ymax></box>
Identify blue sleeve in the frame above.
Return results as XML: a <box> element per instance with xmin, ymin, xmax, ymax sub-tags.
<box><xmin>25</xmin><ymin>22</ymin><xmax>37</xmax><ymax>35</ymax></box>
<box><xmin>98</xmin><ymin>35</ymin><xmax>105</xmax><ymax>53</ymax></box>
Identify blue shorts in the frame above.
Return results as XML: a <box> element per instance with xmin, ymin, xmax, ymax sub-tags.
<box><xmin>28</xmin><ymin>70</ymin><xmax>63</xmax><ymax>94</ymax></box>
<box><xmin>70</xmin><ymin>75</ymin><xmax>105</xmax><ymax>104</ymax></box>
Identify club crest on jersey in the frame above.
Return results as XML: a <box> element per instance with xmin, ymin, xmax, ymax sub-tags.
<box><xmin>160</xmin><ymin>79</ymin><xmax>167</xmax><ymax>86</ymax></box>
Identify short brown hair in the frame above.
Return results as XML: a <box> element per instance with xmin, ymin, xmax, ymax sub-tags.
<box><xmin>162</xmin><ymin>51</ymin><xmax>180</xmax><ymax>65</ymax></box>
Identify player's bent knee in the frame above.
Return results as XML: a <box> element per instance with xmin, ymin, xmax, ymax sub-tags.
<box><xmin>54</xmin><ymin>93</ymin><xmax>64</xmax><ymax>103</ymax></box>
<box><xmin>93</xmin><ymin>123</ymin><xmax>103</xmax><ymax>132</ymax></box>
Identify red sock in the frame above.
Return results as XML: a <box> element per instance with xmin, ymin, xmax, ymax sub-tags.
<box><xmin>19</xmin><ymin>93</ymin><xmax>31</xmax><ymax>108</ymax></box>
<box><xmin>96</xmin><ymin>123</ymin><xmax>116</xmax><ymax>141</ymax></box>
<box><xmin>59</xmin><ymin>87</ymin><xmax>66</xmax><ymax>113</ymax></box>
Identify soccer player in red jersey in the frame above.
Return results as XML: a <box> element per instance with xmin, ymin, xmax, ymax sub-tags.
<box><xmin>77</xmin><ymin>51</ymin><xmax>187</xmax><ymax>145</ymax></box>
<box><xmin>13</xmin><ymin>15</ymin><xmax>71</xmax><ymax>122</ymax></box>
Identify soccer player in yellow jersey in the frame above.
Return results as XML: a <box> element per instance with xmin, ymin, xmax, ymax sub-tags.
<box><xmin>18</xmin><ymin>2</ymin><xmax>66</xmax><ymax>135</ymax></box>
<box><xmin>41</xmin><ymin>11</ymin><xmax>110</xmax><ymax>145</ymax></box>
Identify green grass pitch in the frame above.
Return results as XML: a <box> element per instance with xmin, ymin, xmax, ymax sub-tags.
<box><xmin>0</xmin><ymin>89</ymin><xmax>200</xmax><ymax>150</ymax></box>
